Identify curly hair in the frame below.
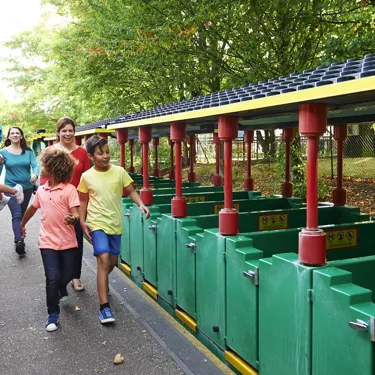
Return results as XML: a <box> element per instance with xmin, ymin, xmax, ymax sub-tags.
<box><xmin>40</xmin><ymin>148</ymin><xmax>77</xmax><ymax>184</ymax></box>
<box><xmin>4</xmin><ymin>127</ymin><xmax>32</xmax><ymax>154</ymax></box>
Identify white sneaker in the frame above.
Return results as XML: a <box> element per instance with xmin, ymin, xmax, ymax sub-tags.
<box><xmin>12</xmin><ymin>184</ymin><xmax>24</xmax><ymax>204</ymax></box>
<box><xmin>0</xmin><ymin>194</ymin><xmax>10</xmax><ymax>211</ymax></box>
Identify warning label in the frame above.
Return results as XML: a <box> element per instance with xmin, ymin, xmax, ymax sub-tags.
<box><xmin>213</xmin><ymin>202</ymin><xmax>240</xmax><ymax>214</ymax></box>
<box><xmin>326</xmin><ymin>228</ymin><xmax>358</xmax><ymax>250</ymax></box>
<box><xmin>258</xmin><ymin>213</ymin><xmax>288</xmax><ymax>231</ymax></box>
<box><xmin>186</xmin><ymin>196</ymin><xmax>206</xmax><ymax>203</ymax></box>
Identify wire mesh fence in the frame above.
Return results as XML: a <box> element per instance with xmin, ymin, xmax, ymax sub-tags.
<box><xmin>196</xmin><ymin>123</ymin><xmax>375</xmax><ymax>179</ymax></box>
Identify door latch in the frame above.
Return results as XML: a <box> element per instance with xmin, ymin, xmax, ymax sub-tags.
<box><xmin>186</xmin><ymin>243</ymin><xmax>196</xmax><ymax>253</ymax></box>
<box><xmin>148</xmin><ymin>224</ymin><xmax>157</xmax><ymax>233</ymax></box>
<box><xmin>243</xmin><ymin>269</ymin><xmax>259</xmax><ymax>285</ymax></box>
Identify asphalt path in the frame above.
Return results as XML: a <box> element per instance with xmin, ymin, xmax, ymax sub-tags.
<box><xmin>0</xmin><ymin>199</ymin><xmax>231</xmax><ymax>375</ymax></box>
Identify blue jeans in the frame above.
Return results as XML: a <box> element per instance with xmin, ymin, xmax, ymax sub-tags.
<box><xmin>6</xmin><ymin>188</ymin><xmax>33</xmax><ymax>242</ymax></box>
<box><xmin>40</xmin><ymin>248</ymin><xmax>77</xmax><ymax>315</ymax></box>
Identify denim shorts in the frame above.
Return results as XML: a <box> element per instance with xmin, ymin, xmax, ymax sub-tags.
<box><xmin>90</xmin><ymin>230</ymin><xmax>121</xmax><ymax>256</ymax></box>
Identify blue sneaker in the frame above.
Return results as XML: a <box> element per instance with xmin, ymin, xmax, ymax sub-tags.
<box><xmin>46</xmin><ymin>313</ymin><xmax>60</xmax><ymax>332</ymax></box>
<box><xmin>99</xmin><ymin>307</ymin><xmax>115</xmax><ymax>324</ymax></box>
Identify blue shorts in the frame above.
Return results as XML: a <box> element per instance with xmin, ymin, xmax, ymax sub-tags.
<box><xmin>90</xmin><ymin>230</ymin><xmax>121</xmax><ymax>257</ymax></box>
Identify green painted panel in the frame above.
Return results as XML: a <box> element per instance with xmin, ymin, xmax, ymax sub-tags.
<box><xmin>226</xmin><ymin>236</ymin><xmax>263</xmax><ymax>368</ymax></box>
<box><xmin>120</xmin><ymin>202</ymin><xmax>131</xmax><ymax>264</ymax></box>
<box><xmin>129</xmin><ymin>206</ymin><xmax>144</xmax><ymax>282</ymax></box>
<box><xmin>313</xmin><ymin>266</ymin><xmax>375</xmax><ymax>375</ymax></box>
<box><xmin>157</xmin><ymin>214</ymin><xmax>176</xmax><ymax>307</ymax></box>
<box><xmin>259</xmin><ymin>253</ymin><xmax>313</xmax><ymax>375</ymax></box>
<box><xmin>142</xmin><ymin>207</ymin><xmax>162</xmax><ymax>287</ymax></box>
<box><xmin>176</xmin><ymin>218</ymin><xmax>203</xmax><ymax>318</ymax></box>
<box><xmin>196</xmin><ymin>229</ymin><xmax>226</xmax><ymax>348</ymax></box>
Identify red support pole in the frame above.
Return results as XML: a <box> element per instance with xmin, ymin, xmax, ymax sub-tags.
<box><xmin>75</xmin><ymin>136</ymin><xmax>82</xmax><ymax>146</ymax></box>
<box><xmin>298</xmin><ymin>103</ymin><xmax>327</xmax><ymax>266</ymax></box>
<box><xmin>116</xmin><ymin>129</ymin><xmax>128</xmax><ymax>169</ymax></box>
<box><xmin>188</xmin><ymin>135</ymin><xmax>196</xmax><ymax>182</ymax></box>
<box><xmin>332</xmin><ymin>125</ymin><xmax>348</xmax><ymax>206</ymax></box>
<box><xmin>170</xmin><ymin>122</ymin><xmax>187</xmax><ymax>218</ymax></box>
<box><xmin>153</xmin><ymin>137</ymin><xmax>160</xmax><ymax>177</ymax></box>
<box><xmin>212</xmin><ymin>133</ymin><xmax>222</xmax><ymax>186</ymax></box>
<box><xmin>168</xmin><ymin>138</ymin><xmax>175</xmax><ymax>179</ymax></box>
<box><xmin>282</xmin><ymin>128</ymin><xmax>295</xmax><ymax>197</ymax></box>
<box><xmin>243</xmin><ymin>130</ymin><xmax>254</xmax><ymax>191</ymax></box>
<box><xmin>138</xmin><ymin>128</ymin><xmax>153</xmax><ymax>206</ymax></box>
<box><xmin>84</xmin><ymin>135</ymin><xmax>90</xmax><ymax>144</ymax></box>
<box><xmin>218</xmin><ymin>115</ymin><xmax>239</xmax><ymax>236</ymax></box>
<box><xmin>129</xmin><ymin>139</ymin><xmax>135</xmax><ymax>173</ymax></box>
<box><xmin>48</xmin><ymin>140</ymin><xmax>54</xmax><ymax>146</ymax></box>
<box><xmin>117</xmin><ymin>129</ymin><xmax>129</xmax><ymax>197</ymax></box>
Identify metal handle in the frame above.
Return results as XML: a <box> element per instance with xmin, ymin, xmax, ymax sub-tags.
<box><xmin>243</xmin><ymin>270</ymin><xmax>255</xmax><ymax>279</ymax></box>
<box><xmin>148</xmin><ymin>225</ymin><xmax>157</xmax><ymax>231</ymax></box>
<box><xmin>185</xmin><ymin>243</ymin><xmax>196</xmax><ymax>253</ymax></box>
<box><xmin>242</xmin><ymin>269</ymin><xmax>259</xmax><ymax>285</ymax></box>
<box><xmin>123</xmin><ymin>213</ymin><xmax>130</xmax><ymax>217</ymax></box>
<box><xmin>348</xmin><ymin>319</ymin><xmax>368</xmax><ymax>331</ymax></box>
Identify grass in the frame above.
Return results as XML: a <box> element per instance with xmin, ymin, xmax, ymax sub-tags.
<box><xmin>319</xmin><ymin>157</ymin><xmax>375</xmax><ymax>179</ymax></box>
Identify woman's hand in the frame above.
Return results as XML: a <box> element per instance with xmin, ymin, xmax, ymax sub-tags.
<box><xmin>20</xmin><ymin>224</ymin><xmax>26</xmax><ymax>238</ymax></box>
<box><xmin>30</xmin><ymin>175</ymin><xmax>38</xmax><ymax>183</ymax></box>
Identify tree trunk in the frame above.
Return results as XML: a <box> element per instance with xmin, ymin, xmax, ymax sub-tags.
<box><xmin>256</xmin><ymin>129</ymin><xmax>276</xmax><ymax>159</ymax></box>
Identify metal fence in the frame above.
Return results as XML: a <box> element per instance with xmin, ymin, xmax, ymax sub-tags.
<box><xmin>196</xmin><ymin>123</ymin><xmax>375</xmax><ymax>179</ymax></box>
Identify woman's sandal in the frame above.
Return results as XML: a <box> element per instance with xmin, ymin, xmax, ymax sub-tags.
<box><xmin>71</xmin><ymin>279</ymin><xmax>85</xmax><ymax>291</ymax></box>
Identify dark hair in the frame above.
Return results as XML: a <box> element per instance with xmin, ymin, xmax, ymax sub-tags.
<box><xmin>85</xmin><ymin>135</ymin><xmax>108</xmax><ymax>156</ymax></box>
<box><xmin>40</xmin><ymin>148</ymin><xmax>77</xmax><ymax>183</ymax></box>
<box><xmin>4</xmin><ymin>127</ymin><xmax>31</xmax><ymax>154</ymax></box>
<box><xmin>56</xmin><ymin>117</ymin><xmax>76</xmax><ymax>141</ymax></box>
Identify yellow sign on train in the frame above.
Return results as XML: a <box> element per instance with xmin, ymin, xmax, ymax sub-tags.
<box><xmin>213</xmin><ymin>203</ymin><xmax>240</xmax><ymax>214</ymax></box>
<box><xmin>186</xmin><ymin>195</ymin><xmax>206</xmax><ymax>203</ymax></box>
<box><xmin>258</xmin><ymin>213</ymin><xmax>288</xmax><ymax>231</ymax></box>
<box><xmin>326</xmin><ymin>228</ymin><xmax>358</xmax><ymax>250</ymax></box>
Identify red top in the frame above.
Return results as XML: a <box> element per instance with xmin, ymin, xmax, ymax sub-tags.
<box><xmin>40</xmin><ymin>146</ymin><xmax>91</xmax><ymax>188</ymax></box>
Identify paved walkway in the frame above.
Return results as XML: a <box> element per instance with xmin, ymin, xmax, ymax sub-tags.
<box><xmin>0</xmin><ymin>204</ymin><xmax>233</xmax><ymax>375</ymax></box>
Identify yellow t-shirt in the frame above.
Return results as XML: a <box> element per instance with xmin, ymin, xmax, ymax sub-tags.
<box><xmin>77</xmin><ymin>165</ymin><xmax>133</xmax><ymax>234</ymax></box>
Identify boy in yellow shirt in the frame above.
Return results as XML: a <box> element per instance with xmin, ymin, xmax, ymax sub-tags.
<box><xmin>78</xmin><ymin>135</ymin><xmax>150</xmax><ymax>324</ymax></box>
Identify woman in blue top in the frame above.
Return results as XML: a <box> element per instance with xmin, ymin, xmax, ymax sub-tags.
<box><xmin>0</xmin><ymin>127</ymin><xmax>39</xmax><ymax>256</ymax></box>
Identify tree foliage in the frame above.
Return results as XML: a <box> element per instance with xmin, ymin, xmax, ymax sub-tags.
<box><xmin>2</xmin><ymin>0</ymin><xmax>374</xmax><ymax>129</ymax></box>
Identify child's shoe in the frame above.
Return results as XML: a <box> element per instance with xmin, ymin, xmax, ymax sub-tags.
<box><xmin>15</xmin><ymin>240</ymin><xmax>26</xmax><ymax>257</ymax></box>
<box><xmin>99</xmin><ymin>307</ymin><xmax>115</xmax><ymax>324</ymax></box>
<box><xmin>46</xmin><ymin>313</ymin><xmax>60</xmax><ymax>332</ymax></box>
<box><xmin>12</xmin><ymin>184</ymin><xmax>24</xmax><ymax>204</ymax></box>
<box><xmin>0</xmin><ymin>194</ymin><xmax>10</xmax><ymax>211</ymax></box>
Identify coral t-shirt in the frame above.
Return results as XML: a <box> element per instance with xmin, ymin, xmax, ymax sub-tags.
<box><xmin>33</xmin><ymin>182</ymin><xmax>80</xmax><ymax>250</ymax></box>
<box><xmin>40</xmin><ymin>146</ymin><xmax>91</xmax><ymax>188</ymax></box>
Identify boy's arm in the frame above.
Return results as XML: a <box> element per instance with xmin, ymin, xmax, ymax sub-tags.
<box><xmin>125</xmin><ymin>183</ymin><xmax>150</xmax><ymax>219</ymax></box>
<box><xmin>20</xmin><ymin>205</ymin><xmax>38</xmax><ymax>238</ymax></box>
<box><xmin>78</xmin><ymin>192</ymin><xmax>92</xmax><ymax>240</ymax></box>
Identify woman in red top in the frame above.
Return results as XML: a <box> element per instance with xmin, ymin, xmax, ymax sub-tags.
<box><xmin>40</xmin><ymin>117</ymin><xmax>91</xmax><ymax>292</ymax></box>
